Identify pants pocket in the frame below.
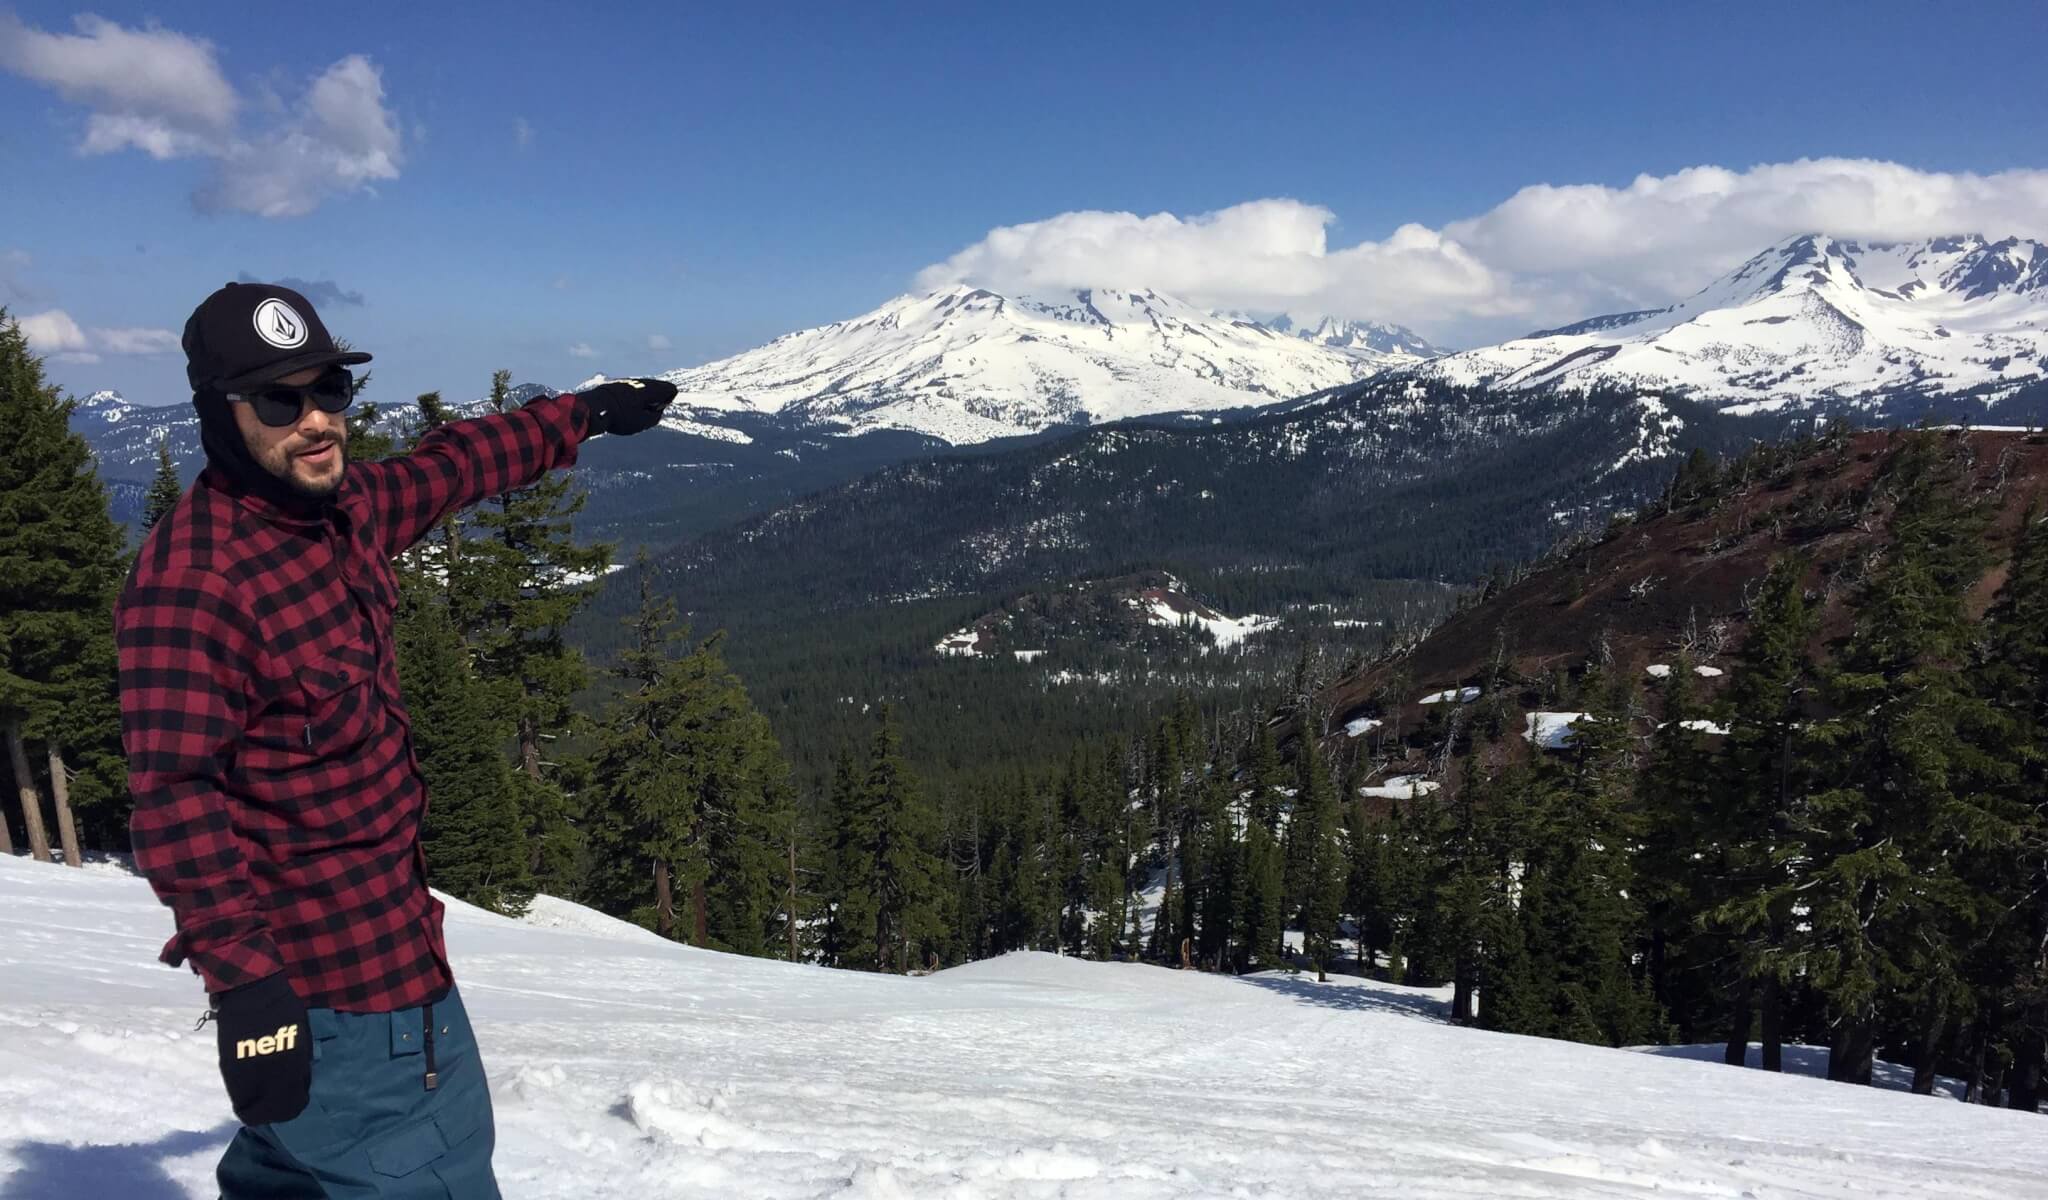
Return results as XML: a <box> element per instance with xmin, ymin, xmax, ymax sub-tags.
<box><xmin>364</xmin><ymin>1075</ymin><xmax>499</xmax><ymax>1199</ymax></box>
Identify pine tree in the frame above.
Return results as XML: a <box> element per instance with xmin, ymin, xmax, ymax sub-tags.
<box><xmin>1968</xmin><ymin>504</ymin><xmax>2048</xmax><ymax>1109</ymax></box>
<box><xmin>1797</xmin><ymin>434</ymin><xmax>1992</xmax><ymax>1084</ymax></box>
<box><xmin>1702</xmin><ymin>556</ymin><xmax>1819</xmax><ymax>1072</ymax></box>
<box><xmin>1292</xmin><ymin>727</ymin><xmax>1344</xmax><ymax>980</ymax></box>
<box><xmin>454</xmin><ymin>369</ymin><xmax>613</xmax><ymax>894</ymax></box>
<box><xmin>398</xmin><ymin>584</ymin><xmax>531</xmax><ymax>914</ymax></box>
<box><xmin>140</xmin><ymin>434</ymin><xmax>183</xmax><ymax>533</ymax></box>
<box><xmin>0</xmin><ymin>311</ymin><xmax>125</xmax><ymax>865</ymax></box>
<box><xmin>832</xmin><ymin>706</ymin><xmax>947</xmax><ymax>971</ymax></box>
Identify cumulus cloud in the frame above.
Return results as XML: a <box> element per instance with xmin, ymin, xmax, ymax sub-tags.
<box><xmin>0</xmin><ymin>15</ymin><xmax>404</xmax><ymax>217</ymax></box>
<box><xmin>16</xmin><ymin>308</ymin><xmax>177</xmax><ymax>363</ymax></box>
<box><xmin>236</xmin><ymin>272</ymin><xmax>365</xmax><ymax>308</ymax></box>
<box><xmin>0</xmin><ymin>14</ymin><xmax>237</xmax><ymax>157</ymax></box>
<box><xmin>568</xmin><ymin>342</ymin><xmax>596</xmax><ymax>359</ymax></box>
<box><xmin>918</xmin><ymin>159</ymin><xmax>2048</xmax><ymax>343</ymax></box>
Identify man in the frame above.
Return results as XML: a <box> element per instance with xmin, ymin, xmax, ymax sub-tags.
<box><xmin>115</xmin><ymin>281</ymin><xmax>676</xmax><ymax>1197</ymax></box>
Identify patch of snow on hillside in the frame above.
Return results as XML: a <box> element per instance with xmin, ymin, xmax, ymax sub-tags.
<box><xmin>1420</xmin><ymin>687</ymin><xmax>1481</xmax><ymax>704</ymax></box>
<box><xmin>1525</xmin><ymin>711</ymin><xmax>1590</xmax><ymax>749</ymax></box>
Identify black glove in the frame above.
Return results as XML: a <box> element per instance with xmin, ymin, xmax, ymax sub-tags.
<box><xmin>576</xmin><ymin>377</ymin><xmax>677</xmax><ymax>436</ymax></box>
<box><xmin>211</xmin><ymin>973</ymin><xmax>311</xmax><ymax>1125</ymax></box>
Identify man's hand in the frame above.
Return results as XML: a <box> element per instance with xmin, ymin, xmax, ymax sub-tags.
<box><xmin>576</xmin><ymin>378</ymin><xmax>677</xmax><ymax>437</ymax></box>
<box><xmin>212</xmin><ymin>974</ymin><xmax>312</xmax><ymax>1126</ymax></box>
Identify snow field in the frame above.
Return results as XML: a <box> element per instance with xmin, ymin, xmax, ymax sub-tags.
<box><xmin>3</xmin><ymin>855</ymin><xmax>2045</xmax><ymax>1198</ymax></box>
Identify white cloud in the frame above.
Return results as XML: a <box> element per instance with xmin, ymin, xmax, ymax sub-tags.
<box><xmin>0</xmin><ymin>15</ymin><xmax>404</xmax><ymax>218</ymax></box>
<box><xmin>646</xmin><ymin>333</ymin><xmax>672</xmax><ymax>353</ymax></box>
<box><xmin>513</xmin><ymin>116</ymin><xmax>533</xmax><ymax>151</ymax></box>
<box><xmin>19</xmin><ymin>310</ymin><xmax>90</xmax><ymax>354</ymax></box>
<box><xmin>568</xmin><ymin>342</ymin><xmax>596</xmax><ymax>359</ymax></box>
<box><xmin>95</xmin><ymin>326</ymin><xmax>182</xmax><ymax>355</ymax></box>
<box><xmin>0</xmin><ymin>14</ymin><xmax>237</xmax><ymax>158</ymax></box>
<box><xmin>202</xmin><ymin>55</ymin><xmax>403</xmax><ymax>218</ymax></box>
<box><xmin>917</xmin><ymin>159</ymin><xmax>2048</xmax><ymax>343</ymax></box>
<box><xmin>18</xmin><ymin>309</ymin><xmax>178</xmax><ymax>361</ymax></box>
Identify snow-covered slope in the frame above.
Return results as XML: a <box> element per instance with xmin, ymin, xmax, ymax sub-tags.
<box><xmin>1422</xmin><ymin>234</ymin><xmax>2048</xmax><ymax>410</ymax></box>
<box><xmin>659</xmin><ymin>286</ymin><xmax>1435</xmax><ymax>444</ymax></box>
<box><xmin>6</xmin><ymin>854</ymin><xmax>2044</xmax><ymax>1198</ymax></box>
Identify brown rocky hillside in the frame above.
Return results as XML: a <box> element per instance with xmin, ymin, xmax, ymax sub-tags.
<box><xmin>1312</xmin><ymin>426</ymin><xmax>2048</xmax><ymax>782</ymax></box>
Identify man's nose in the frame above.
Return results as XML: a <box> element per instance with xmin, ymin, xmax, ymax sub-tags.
<box><xmin>295</xmin><ymin>400</ymin><xmax>346</xmax><ymax>440</ymax></box>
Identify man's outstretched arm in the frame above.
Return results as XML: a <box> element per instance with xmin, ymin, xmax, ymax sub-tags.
<box><xmin>354</xmin><ymin>379</ymin><xmax>676</xmax><ymax>559</ymax></box>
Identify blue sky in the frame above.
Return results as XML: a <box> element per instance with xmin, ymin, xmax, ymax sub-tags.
<box><xmin>4</xmin><ymin>1</ymin><xmax>2044</xmax><ymax>406</ymax></box>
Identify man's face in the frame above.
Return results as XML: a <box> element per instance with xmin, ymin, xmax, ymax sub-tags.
<box><xmin>230</xmin><ymin>366</ymin><xmax>349</xmax><ymax>498</ymax></box>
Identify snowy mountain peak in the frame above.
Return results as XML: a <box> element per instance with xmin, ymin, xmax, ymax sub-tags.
<box><xmin>657</xmin><ymin>285</ymin><xmax>1433</xmax><ymax>445</ymax></box>
<box><xmin>1423</xmin><ymin>233</ymin><xmax>2048</xmax><ymax>409</ymax></box>
<box><xmin>1264</xmin><ymin>313</ymin><xmax>1447</xmax><ymax>360</ymax></box>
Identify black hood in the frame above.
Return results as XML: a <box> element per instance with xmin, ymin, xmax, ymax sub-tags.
<box><xmin>193</xmin><ymin>390</ymin><xmax>340</xmax><ymax>517</ymax></box>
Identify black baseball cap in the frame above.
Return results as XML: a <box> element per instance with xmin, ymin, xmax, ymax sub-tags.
<box><xmin>182</xmin><ymin>281</ymin><xmax>371</xmax><ymax>393</ymax></box>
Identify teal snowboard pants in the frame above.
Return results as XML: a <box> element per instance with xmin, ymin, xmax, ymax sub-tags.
<box><xmin>215</xmin><ymin>983</ymin><xmax>501</xmax><ymax>1199</ymax></box>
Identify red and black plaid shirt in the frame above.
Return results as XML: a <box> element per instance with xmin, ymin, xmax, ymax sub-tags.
<box><xmin>116</xmin><ymin>393</ymin><xmax>589</xmax><ymax>1011</ymax></box>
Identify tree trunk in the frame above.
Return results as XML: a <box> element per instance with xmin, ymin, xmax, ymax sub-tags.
<box><xmin>691</xmin><ymin>876</ymin><xmax>708</xmax><ymax>948</ymax></box>
<box><xmin>46</xmin><ymin>741</ymin><xmax>81</xmax><ymax>868</ymax></box>
<box><xmin>520</xmin><ymin>717</ymin><xmax>544</xmax><ymax>873</ymax></box>
<box><xmin>785</xmin><ymin>837</ymin><xmax>799</xmax><ymax>963</ymax></box>
<box><xmin>1759</xmin><ymin>973</ymin><xmax>1784</xmax><ymax>1072</ymax></box>
<box><xmin>652</xmin><ymin>857</ymin><xmax>674</xmax><ymax>939</ymax></box>
<box><xmin>6</xmin><ymin>721</ymin><xmax>52</xmax><ymax>864</ymax></box>
<box><xmin>1725</xmin><ymin>979</ymin><xmax>1754</xmax><ymax>1067</ymax></box>
<box><xmin>0</xmin><ymin>781</ymin><xmax>12</xmax><ymax>855</ymax></box>
<box><xmin>1964</xmin><ymin>1028</ymin><xmax>1991</xmax><ymax>1104</ymax></box>
<box><xmin>2010</xmin><ymin>1024</ymin><xmax>2045</xmax><ymax>1113</ymax></box>
<box><xmin>1911</xmin><ymin>1000</ymin><xmax>1946</xmax><ymax>1096</ymax></box>
<box><xmin>1831</xmin><ymin>1022</ymin><xmax>1875</xmax><ymax>1086</ymax></box>
<box><xmin>1452</xmin><ymin>949</ymin><xmax>1476</xmax><ymax>1024</ymax></box>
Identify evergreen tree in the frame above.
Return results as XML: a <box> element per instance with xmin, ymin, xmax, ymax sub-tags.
<box><xmin>398</xmin><ymin>586</ymin><xmax>531</xmax><ymax>914</ymax></box>
<box><xmin>1968</xmin><ymin>505</ymin><xmax>2048</xmax><ymax>1109</ymax></box>
<box><xmin>0</xmin><ymin>311</ymin><xmax>125</xmax><ymax>864</ymax></box>
<box><xmin>831</xmin><ymin>706</ymin><xmax>947</xmax><ymax>971</ymax></box>
<box><xmin>140</xmin><ymin>433</ymin><xmax>183</xmax><ymax>533</ymax></box>
<box><xmin>1703</xmin><ymin>556</ymin><xmax>1819</xmax><ymax>1071</ymax></box>
<box><xmin>454</xmin><ymin>369</ymin><xmax>612</xmax><ymax>894</ymax></box>
<box><xmin>1291</xmin><ymin>727</ymin><xmax>1344</xmax><ymax>980</ymax></box>
<box><xmin>1796</xmin><ymin>434</ymin><xmax>1992</xmax><ymax>1084</ymax></box>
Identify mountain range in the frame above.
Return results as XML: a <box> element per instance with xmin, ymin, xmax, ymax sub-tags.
<box><xmin>650</xmin><ymin>285</ymin><xmax>1439</xmax><ymax>444</ymax></box>
<box><xmin>66</xmin><ymin>233</ymin><xmax>2048</xmax><ymax>544</ymax></box>
<box><xmin>1421</xmin><ymin>234</ymin><xmax>2048</xmax><ymax>411</ymax></box>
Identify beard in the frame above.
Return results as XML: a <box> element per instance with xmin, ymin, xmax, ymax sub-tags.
<box><xmin>262</xmin><ymin>435</ymin><xmax>347</xmax><ymax>498</ymax></box>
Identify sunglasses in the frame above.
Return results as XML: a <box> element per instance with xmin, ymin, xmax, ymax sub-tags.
<box><xmin>225</xmin><ymin>368</ymin><xmax>355</xmax><ymax>428</ymax></box>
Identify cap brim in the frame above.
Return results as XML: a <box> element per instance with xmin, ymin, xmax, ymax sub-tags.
<box><xmin>220</xmin><ymin>349</ymin><xmax>372</xmax><ymax>391</ymax></box>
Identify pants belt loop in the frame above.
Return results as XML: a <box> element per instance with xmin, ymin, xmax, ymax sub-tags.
<box><xmin>422</xmin><ymin>1001</ymin><xmax>438</xmax><ymax>1091</ymax></box>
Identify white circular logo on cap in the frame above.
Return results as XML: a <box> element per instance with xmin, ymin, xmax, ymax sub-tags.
<box><xmin>252</xmin><ymin>298</ymin><xmax>308</xmax><ymax>349</ymax></box>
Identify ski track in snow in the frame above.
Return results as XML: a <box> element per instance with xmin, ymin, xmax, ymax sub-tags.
<box><xmin>2</xmin><ymin>856</ymin><xmax>2043</xmax><ymax>1199</ymax></box>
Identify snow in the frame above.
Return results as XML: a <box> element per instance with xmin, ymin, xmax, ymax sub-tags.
<box><xmin>1648</xmin><ymin>663</ymin><xmax>1725</xmax><ymax>679</ymax></box>
<box><xmin>1419</xmin><ymin>686</ymin><xmax>1481</xmax><ymax>704</ymax></box>
<box><xmin>1418</xmin><ymin>233</ymin><xmax>2048</xmax><ymax>408</ymax></box>
<box><xmin>1359</xmin><ymin>774</ymin><xmax>1442</xmax><ymax>800</ymax></box>
<box><xmin>1140</xmin><ymin>596</ymin><xmax>1276</xmax><ymax>648</ymax></box>
<box><xmin>1667</xmin><ymin>719</ymin><xmax>1733</xmax><ymax>736</ymax></box>
<box><xmin>1524</xmin><ymin>711</ymin><xmax>1590</xmax><ymax>749</ymax></box>
<box><xmin>657</xmin><ymin>285</ymin><xmax>1418</xmax><ymax>446</ymax></box>
<box><xmin>6</xmin><ymin>854</ymin><xmax>2046</xmax><ymax>1199</ymax></box>
<box><xmin>1342</xmin><ymin>715</ymin><xmax>1383</xmax><ymax>738</ymax></box>
<box><xmin>1011</xmin><ymin>650</ymin><xmax>1045</xmax><ymax>663</ymax></box>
